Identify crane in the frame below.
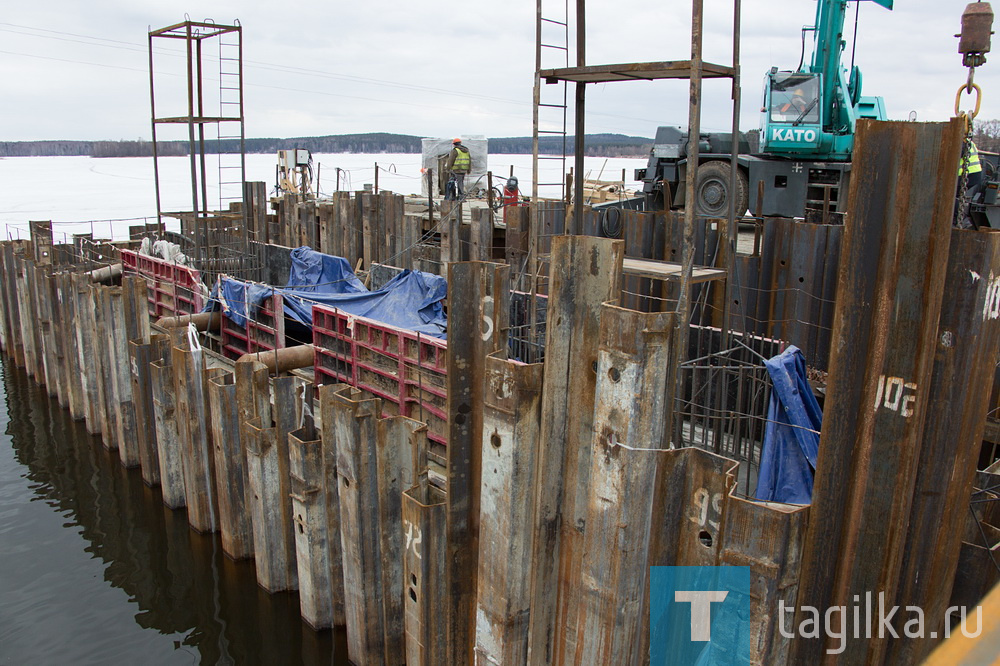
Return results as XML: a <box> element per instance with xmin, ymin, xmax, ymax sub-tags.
<box><xmin>635</xmin><ymin>0</ymin><xmax>894</xmax><ymax>218</ymax></box>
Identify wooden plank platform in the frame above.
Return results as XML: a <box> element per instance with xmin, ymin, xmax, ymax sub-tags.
<box><xmin>540</xmin><ymin>60</ymin><xmax>734</xmax><ymax>84</ymax></box>
<box><xmin>622</xmin><ymin>257</ymin><xmax>726</xmax><ymax>283</ymax></box>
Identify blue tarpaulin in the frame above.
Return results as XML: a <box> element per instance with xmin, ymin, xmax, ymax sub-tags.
<box><xmin>206</xmin><ymin>247</ymin><xmax>448</xmax><ymax>338</ymax></box>
<box><xmin>279</xmin><ymin>269</ymin><xmax>447</xmax><ymax>337</ymax></box>
<box><xmin>286</xmin><ymin>247</ymin><xmax>367</xmax><ymax>294</ymax></box>
<box><xmin>754</xmin><ymin>346</ymin><xmax>822</xmax><ymax>504</ymax></box>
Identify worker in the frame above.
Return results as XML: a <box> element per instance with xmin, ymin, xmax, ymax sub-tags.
<box><xmin>955</xmin><ymin>139</ymin><xmax>984</xmax><ymax>227</ymax></box>
<box><xmin>776</xmin><ymin>89</ymin><xmax>811</xmax><ymax>120</ymax></box>
<box><xmin>446</xmin><ymin>138</ymin><xmax>471</xmax><ymax>200</ymax></box>
<box><xmin>960</xmin><ymin>139</ymin><xmax>983</xmax><ymax>191</ymax></box>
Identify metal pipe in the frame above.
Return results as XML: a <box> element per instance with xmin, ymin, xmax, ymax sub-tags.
<box><xmin>148</xmin><ymin>30</ymin><xmax>163</xmax><ymax>236</ymax></box>
<box><xmin>236</xmin><ymin>344</ymin><xmax>314</xmax><ymax>374</ymax></box>
<box><xmin>670</xmin><ymin>0</ymin><xmax>705</xmax><ymax>447</ymax></box>
<box><xmin>89</xmin><ymin>263</ymin><xmax>123</xmax><ymax>283</ymax></box>
<box><xmin>154</xmin><ymin>311</ymin><xmax>221</xmax><ymax>331</ymax></box>
<box><xmin>572</xmin><ymin>0</ymin><xmax>586</xmax><ymax>235</ymax></box>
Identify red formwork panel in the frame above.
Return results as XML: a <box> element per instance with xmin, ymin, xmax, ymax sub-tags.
<box><xmin>220</xmin><ymin>291</ymin><xmax>285</xmax><ymax>360</ymax></box>
<box><xmin>312</xmin><ymin>304</ymin><xmax>448</xmax><ymax>445</ymax></box>
<box><xmin>120</xmin><ymin>249</ymin><xmax>204</xmax><ymax>319</ymax></box>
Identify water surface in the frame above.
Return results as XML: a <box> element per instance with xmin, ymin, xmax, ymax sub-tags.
<box><xmin>0</xmin><ymin>360</ymin><xmax>344</xmax><ymax>665</ymax></box>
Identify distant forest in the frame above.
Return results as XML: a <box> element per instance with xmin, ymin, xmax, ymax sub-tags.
<box><xmin>0</xmin><ymin>132</ymin><xmax>654</xmax><ymax>158</ymax></box>
<box><xmin>5</xmin><ymin>121</ymin><xmax>998</xmax><ymax>158</ymax></box>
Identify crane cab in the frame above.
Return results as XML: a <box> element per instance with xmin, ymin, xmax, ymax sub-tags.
<box><xmin>761</xmin><ymin>71</ymin><xmax>839</xmax><ymax>158</ymax></box>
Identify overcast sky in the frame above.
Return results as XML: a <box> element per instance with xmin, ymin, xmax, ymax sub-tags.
<box><xmin>0</xmin><ymin>0</ymin><xmax>991</xmax><ymax>143</ymax></box>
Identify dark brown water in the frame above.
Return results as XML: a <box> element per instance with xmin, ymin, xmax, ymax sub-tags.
<box><xmin>0</xmin><ymin>360</ymin><xmax>346</xmax><ymax>665</ymax></box>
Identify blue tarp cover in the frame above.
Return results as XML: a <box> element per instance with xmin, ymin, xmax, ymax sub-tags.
<box><xmin>286</xmin><ymin>247</ymin><xmax>367</xmax><ymax>294</ymax></box>
<box><xmin>207</xmin><ymin>247</ymin><xmax>448</xmax><ymax>338</ymax></box>
<box><xmin>754</xmin><ymin>346</ymin><xmax>822</xmax><ymax>504</ymax></box>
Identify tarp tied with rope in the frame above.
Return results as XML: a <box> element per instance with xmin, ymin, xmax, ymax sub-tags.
<box><xmin>206</xmin><ymin>247</ymin><xmax>448</xmax><ymax>338</ymax></box>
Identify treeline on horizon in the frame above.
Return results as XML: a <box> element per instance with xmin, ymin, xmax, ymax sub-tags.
<box><xmin>0</xmin><ymin>132</ymin><xmax>655</xmax><ymax>158</ymax></box>
<box><xmin>5</xmin><ymin>121</ymin><xmax>999</xmax><ymax>158</ymax></box>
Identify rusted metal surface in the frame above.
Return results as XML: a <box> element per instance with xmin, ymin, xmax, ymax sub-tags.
<box><xmin>148</xmin><ymin>20</ymin><xmax>246</xmax><ymax>274</ymax></box>
<box><xmin>887</xmin><ymin>228</ymin><xmax>1000</xmax><ymax>664</ymax></box>
<box><xmin>75</xmin><ymin>276</ymin><xmax>102</xmax><ymax>434</ymax></box>
<box><xmin>318</xmin><ymin>383</ymin><xmax>349</xmax><ymax>628</ymax></box>
<box><xmin>718</xmin><ymin>497</ymin><xmax>808</xmax><ymax>664</ymax></box>
<box><xmin>0</xmin><ymin>249</ymin><xmax>9</xmax><ymax>355</ymax></box>
<box><xmin>403</xmin><ymin>475</ymin><xmax>449</xmax><ymax>665</ymax></box>
<box><xmin>671</xmin><ymin>0</ymin><xmax>705</xmax><ymax>442</ymax></box>
<box><xmin>244</xmin><ymin>374</ymin><xmax>299</xmax><ymax>592</ymax></box>
<box><xmin>35</xmin><ymin>265</ymin><xmax>57</xmax><ymax>396</ymax></box>
<box><xmin>170</xmin><ymin>328</ymin><xmax>218</xmax><ymax>533</ymax></box>
<box><xmin>46</xmin><ymin>271</ymin><xmax>67</xmax><ymax>407</ymax></box>
<box><xmin>539</xmin><ymin>60</ymin><xmax>735</xmax><ymax>83</ymax></box>
<box><xmin>130</xmin><ymin>334</ymin><xmax>170</xmax><ymax>487</ymax></box>
<box><xmin>329</xmin><ymin>385</ymin><xmax>387</xmax><ymax>664</ymax></box>
<box><xmin>95</xmin><ymin>286</ymin><xmax>119</xmax><ymax>450</ymax></box>
<box><xmin>15</xmin><ymin>258</ymin><xmax>38</xmax><ymax>381</ymax></box>
<box><xmin>289</xmin><ymin>413</ymin><xmax>334</xmax><ymax>630</ymax></box>
<box><xmin>28</xmin><ymin>261</ymin><xmax>46</xmax><ymax>385</ymax></box>
<box><xmin>108</xmin><ymin>285</ymin><xmax>142</xmax><ymax>468</ymax></box>
<box><xmin>151</xmin><ymin>351</ymin><xmax>185</xmax><ymax>509</ymax></box>
<box><xmin>949</xmin><ymin>506</ymin><xmax>1000</xmax><ymax>617</ymax></box>
<box><xmin>446</xmin><ymin>261</ymin><xmax>509</xmax><ymax>665</ymax></box>
<box><xmin>208</xmin><ymin>369</ymin><xmax>254</xmax><ymax>559</ymax></box>
<box><xmin>793</xmin><ymin>119</ymin><xmax>965</xmax><ymax>664</ymax></box>
<box><xmin>377</xmin><ymin>416</ymin><xmax>427</xmax><ymax>664</ymax></box>
<box><xmin>475</xmin><ymin>354</ymin><xmax>544</xmax><ymax>664</ymax></box>
<box><xmin>573</xmin><ymin>305</ymin><xmax>674</xmax><ymax>664</ymax></box>
<box><xmin>61</xmin><ymin>273</ymin><xmax>86</xmax><ymax>421</ymax></box>
<box><xmin>2</xmin><ymin>243</ymin><xmax>26</xmax><ymax>366</ymax></box>
<box><xmin>244</xmin><ymin>412</ymin><xmax>298</xmax><ymax>592</ymax></box>
<box><xmin>527</xmin><ymin>235</ymin><xmax>623</xmax><ymax>664</ymax></box>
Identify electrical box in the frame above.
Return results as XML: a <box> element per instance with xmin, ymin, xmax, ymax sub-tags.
<box><xmin>277</xmin><ymin>149</ymin><xmax>311</xmax><ymax>169</ymax></box>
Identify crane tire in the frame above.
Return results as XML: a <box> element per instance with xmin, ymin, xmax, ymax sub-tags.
<box><xmin>694</xmin><ymin>160</ymin><xmax>749</xmax><ymax>218</ymax></box>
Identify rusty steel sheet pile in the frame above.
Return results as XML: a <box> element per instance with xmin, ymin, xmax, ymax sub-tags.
<box><xmin>2</xmin><ymin>117</ymin><xmax>1000</xmax><ymax>665</ymax></box>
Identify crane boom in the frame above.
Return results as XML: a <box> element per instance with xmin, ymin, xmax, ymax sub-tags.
<box><xmin>811</xmin><ymin>0</ymin><xmax>893</xmax><ymax>138</ymax></box>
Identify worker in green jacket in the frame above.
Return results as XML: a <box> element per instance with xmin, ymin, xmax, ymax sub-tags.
<box><xmin>961</xmin><ymin>140</ymin><xmax>983</xmax><ymax>190</ymax></box>
<box><xmin>446</xmin><ymin>138</ymin><xmax>471</xmax><ymax>200</ymax></box>
<box><xmin>956</xmin><ymin>139</ymin><xmax>984</xmax><ymax>227</ymax></box>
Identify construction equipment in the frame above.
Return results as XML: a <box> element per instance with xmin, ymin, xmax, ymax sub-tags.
<box><xmin>635</xmin><ymin>0</ymin><xmax>894</xmax><ymax>218</ymax></box>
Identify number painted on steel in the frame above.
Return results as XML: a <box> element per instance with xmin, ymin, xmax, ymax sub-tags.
<box><xmin>689</xmin><ymin>487</ymin><xmax>722</xmax><ymax>531</ymax></box>
<box><xmin>983</xmin><ymin>272</ymin><xmax>1000</xmax><ymax>320</ymax></box>
<box><xmin>481</xmin><ymin>295</ymin><xmax>494</xmax><ymax>341</ymax></box>
<box><xmin>874</xmin><ymin>375</ymin><xmax>917</xmax><ymax>418</ymax></box>
<box><xmin>404</xmin><ymin>519</ymin><xmax>422</xmax><ymax>559</ymax></box>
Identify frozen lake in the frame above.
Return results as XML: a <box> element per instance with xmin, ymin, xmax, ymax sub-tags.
<box><xmin>0</xmin><ymin>152</ymin><xmax>647</xmax><ymax>242</ymax></box>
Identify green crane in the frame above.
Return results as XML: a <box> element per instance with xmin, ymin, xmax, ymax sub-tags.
<box><xmin>761</xmin><ymin>0</ymin><xmax>894</xmax><ymax>160</ymax></box>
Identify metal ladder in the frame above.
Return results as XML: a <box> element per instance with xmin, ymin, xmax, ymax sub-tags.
<box><xmin>532</xmin><ymin>0</ymin><xmax>571</xmax><ymax>205</ymax></box>
<box><xmin>215</xmin><ymin>25</ymin><xmax>245</xmax><ymax>214</ymax></box>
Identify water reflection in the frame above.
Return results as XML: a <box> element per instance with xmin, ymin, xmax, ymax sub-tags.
<box><xmin>0</xmin><ymin>360</ymin><xmax>345</xmax><ymax>665</ymax></box>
